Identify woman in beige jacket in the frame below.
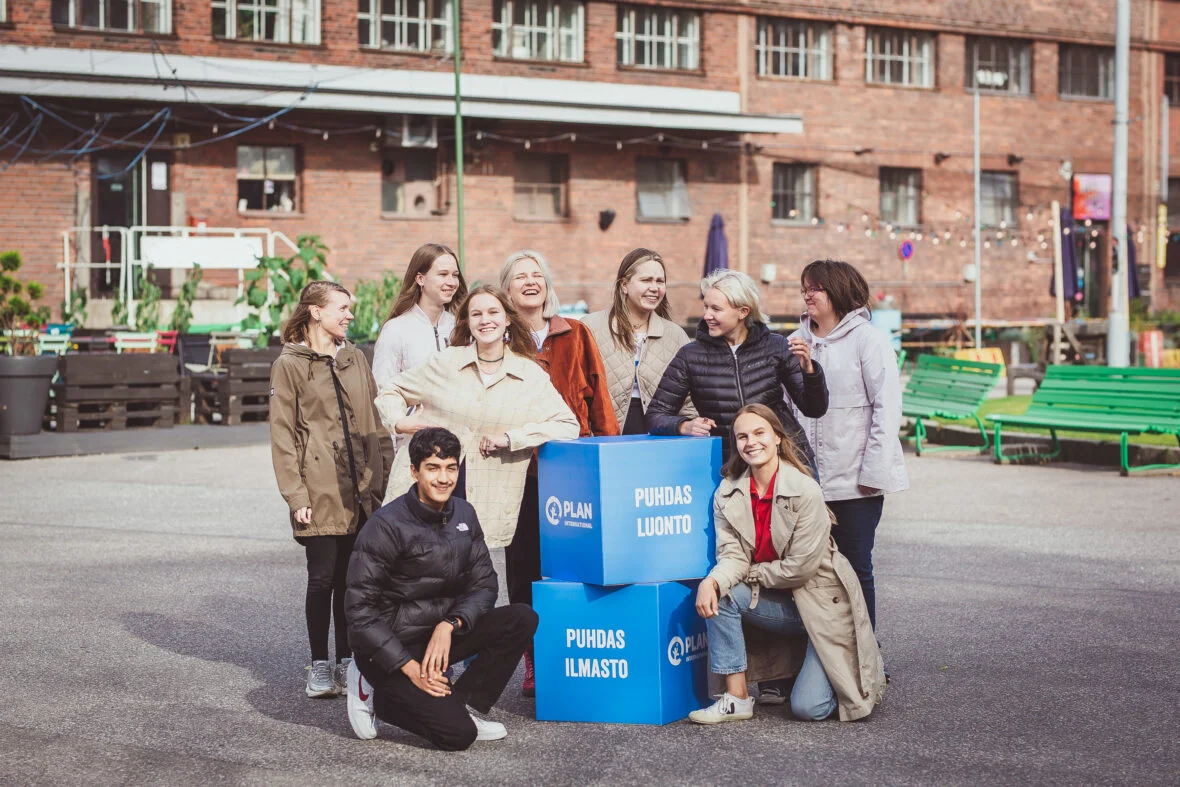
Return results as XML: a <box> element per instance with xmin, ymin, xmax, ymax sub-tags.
<box><xmin>583</xmin><ymin>248</ymin><xmax>694</xmax><ymax>434</ymax></box>
<box><xmin>269</xmin><ymin>281</ymin><xmax>393</xmax><ymax>699</ymax></box>
<box><xmin>375</xmin><ymin>285</ymin><xmax>579</xmax><ymax>548</ymax></box>
<box><xmin>690</xmin><ymin>404</ymin><xmax>885</xmax><ymax>725</ymax></box>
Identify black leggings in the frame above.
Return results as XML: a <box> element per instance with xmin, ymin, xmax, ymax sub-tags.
<box><xmin>622</xmin><ymin>396</ymin><xmax>647</xmax><ymax>435</ymax></box>
<box><xmin>299</xmin><ymin>532</ymin><xmax>356</xmax><ymax>662</ymax></box>
<box><xmin>505</xmin><ymin>474</ymin><xmax>541</xmax><ymax>608</ymax></box>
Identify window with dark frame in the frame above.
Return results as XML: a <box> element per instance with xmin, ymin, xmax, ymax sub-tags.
<box><xmin>1058</xmin><ymin>45</ymin><xmax>1114</xmax><ymax>99</ymax></box>
<box><xmin>1166</xmin><ymin>177</ymin><xmax>1180</xmax><ymax>282</ymax></box>
<box><xmin>865</xmin><ymin>28</ymin><xmax>935</xmax><ymax>88</ymax></box>
<box><xmin>213</xmin><ymin>0</ymin><xmax>320</xmax><ymax>43</ymax></box>
<box><xmin>51</xmin><ymin>0</ymin><xmax>171</xmax><ymax>33</ymax></box>
<box><xmin>514</xmin><ymin>154</ymin><xmax>569</xmax><ymax>220</ymax></box>
<box><xmin>879</xmin><ymin>167</ymin><xmax>921</xmax><ymax>227</ymax></box>
<box><xmin>358</xmin><ymin>0</ymin><xmax>451</xmax><ymax>52</ymax></box>
<box><xmin>772</xmin><ymin>163</ymin><xmax>817</xmax><ymax>222</ymax></box>
<box><xmin>1166</xmin><ymin>54</ymin><xmax>1180</xmax><ymax>105</ymax></box>
<box><xmin>616</xmin><ymin>5</ymin><xmax>700</xmax><ymax>71</ymax></box>
<box><xmin>755</xmin><ymin>18</ymin><xmax>832</xmax><ymax>80</ymax></box>
<box><xmin>980</xmin><ymin>171</ymin><xmax>1019</xmax><ymax>228</ymax></box>
<box><xmin>493</xmin><ymin>0</ymin><xmax>584</xmax><ymax>62</ymax></box>
<box><xmin>966</xmin><ymin>37</ymin><xmax>1031</xmax><ymax>94</ymax></box>
<box><xmin>237</xmin><ymin>146</ymin><xmax>299</xmax><ymax>213</ymax></box>
<box><xmin>382</xmin><ymin>149</ymin><xmax>438</xmax><ymax>215</ymax></box>
<box><xmin>636</xmin><ymin>157</ymin><xmax>691</xmax><ymax>221</ymax></box>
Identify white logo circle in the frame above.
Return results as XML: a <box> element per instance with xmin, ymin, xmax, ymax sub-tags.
<box><xmin>544</xmin><ymin>496</ymin><xmax>562</xmax><ymax>525</ymax></box>
<box><xmin>667</xmin><ymin>636</ymin><xmax>685</xmax><ymax>666</ymax></box>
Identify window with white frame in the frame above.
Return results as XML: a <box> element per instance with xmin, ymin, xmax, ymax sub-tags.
<box><xmin>1166</xmin><ymin>54</ymin><xmax>1180</xmax><ymax>105</ymax></box>
<box><xmin>980</xmin><ymin>171</ymin><xmax>1018</xmax><ymax>227</ymax></box>
<box><xmin>237</xmin><ymin>146</ymin><xmax>299</xmax><ymax>213</ymax></box>
<box><xmin>514</xmin><ymin>154</ymin><xmax>569</xmax><ymax>219</ymax></box>
<box><xmin>616</xmin><ymin>6</ymin><xmax>700</xmax><ymax>71</ymax></box>
<box><xmin>879</xmin><ymin>167</ymin><xmax>921</xmax><ymax>226</ymax></box>
<box><xmin>1058</xmin><ymin>45</ymin><xmax>1114</xmax><ymax>99</ymax></box>
<box><xmin>966</xmin><ymin>37</ymin><xmax>1031</xmax><ymax>94</ymax></box>
<box><xmin>637</xmin><ymin>158</ymin><xmax>691</xmax><ymax>220</ymax></box>
<box><xmin>865</xmin><ymin>28</ymin><xmax>935</xmax><ymax>88</ymax></box>
<box><xmin>359</xmin><ymin>0</ymin><xmax>451</xmax><ymax>52</ymax></box>
<box><xmin>493</xmin><ymin>0</ymin><xmax>584</xmax><ymax>62</ymax></box>
<box><xmin>51</xmin><ymin>0</ymin><xmax>172</xmax><ymax>34</ymax></box>
<box><xmin>213</xmin><ymin>0</ymin><xmax>320</xmax><ymax>44</ymax></box>
<box><xmin>756</xmin><ymin>18</ymin><xmax>832</xmax><ymax>80</ymax></box>
<box><xmin>772</xmin><ymin>163</ymin><xmax>816</xmax><ymax>222</ymax></box>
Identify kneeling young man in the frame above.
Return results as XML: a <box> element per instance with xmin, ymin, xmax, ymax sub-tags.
<box><xmin>344</xmin><ymin>427</ymin><xmax>538</xmax><ymax>750</ymax></box>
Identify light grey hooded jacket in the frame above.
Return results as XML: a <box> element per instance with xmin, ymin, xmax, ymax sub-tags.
<box><xmin>789</xmin><ymin>308</ymin><xmax>909</xmax><ymax>501</ymax></box>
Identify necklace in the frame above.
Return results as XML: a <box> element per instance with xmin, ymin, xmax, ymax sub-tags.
<box><xmin>477</xmin><ymin>354</ymin><xmax>505</xmax><ymax>364</ymax></box>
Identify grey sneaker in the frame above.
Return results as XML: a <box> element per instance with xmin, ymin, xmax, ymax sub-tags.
<box><xmin>305</xmin><ymin>660</ymin><xmax>336</xmax><ymax>698</ymax></box>
<box><xmin>334</xmin><ymin>658</ymin><xmax>353</xmax><ymax>695</ymax></box>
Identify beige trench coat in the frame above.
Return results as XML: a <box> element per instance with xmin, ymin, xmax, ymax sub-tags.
<box><xmin>708</xmin><ymin>465</ymin><xmax>886</xmax><ymax>721</ymax></box>
<box><xmin>374</xmin><ymin>344</ymin><xmax>579</xmax><ymax>548</ymax></box>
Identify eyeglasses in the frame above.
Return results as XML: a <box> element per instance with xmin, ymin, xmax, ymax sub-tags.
<box><xmin>800</xmin><ymin>286</ymin><xmax>825</xmax><ymax>296</ymax></box>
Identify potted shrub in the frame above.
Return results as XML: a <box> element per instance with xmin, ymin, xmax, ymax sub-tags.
<box><xmin>0</xmin><ymin>250</ymin><xmax>57</xmax><ymax>436</ymax></box>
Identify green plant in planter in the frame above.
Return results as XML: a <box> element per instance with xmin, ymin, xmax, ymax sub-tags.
<box><xmin>238</xmin><ymin>234</ymin><xmax>329</xmax><ymax>345</ymax></box>
<box><xmin>169</xmin><ymin>264</ymin><xmax>203</xmax><ymax>333</ymax></box>
<box><xmin>62</xmin><ymin>283</ymin><xmax>88</xmax><ymax>329</ymax></box>
<box><xmin>0</xmin><ymin>250</ymin><xmax>52</xmax><ymax>356</ymax></box>
<box><xmin>349</xmin><ymin>271</ymin><xmax>402</xmax><ymax>343</ymax></box>
<box><xmin>133</xmin><ymin>265</ymin><xmax>163</xmax><ymax>333</ymax></box>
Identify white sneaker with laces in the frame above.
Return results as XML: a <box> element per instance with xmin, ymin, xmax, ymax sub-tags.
<box><xmin>688</xmin><ymin>692</ymin><xmax>755</xmax><ymax>725</ymax></box>
<box><xmin>346</xmin><ymin>659</ymin><xmax>378</xmax><ymax>740</ymax></box>
<box><xmin>467</xmin><ymin>707</ymin><xmax>507</xmax><ymax>741</ymax></box>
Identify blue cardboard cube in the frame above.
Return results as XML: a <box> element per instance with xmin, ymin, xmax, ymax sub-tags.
<box><xmin>538</xmin><ymin>435</ymin><xmax>722</xmax><ymax>586</ymax></box>
<box><xmin>532</xmin><ymin>579</ymin><xmax>711</xmax><ymax>725</ymax></box>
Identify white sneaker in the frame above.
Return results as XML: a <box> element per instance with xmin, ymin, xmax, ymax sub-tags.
<box><xmin>467</xmin><ymin>707</ymin><xmax>507</xmax><ymax>741</ymax></box>
<box><xmin>688</xmin><ymin>693</ymin><xmax>755</xmax><ymax>724</ymax></box>
<box><xmin>346</xmin><ymin>659</ymin><xmax>378</xmax><ymax>740</ymax></box>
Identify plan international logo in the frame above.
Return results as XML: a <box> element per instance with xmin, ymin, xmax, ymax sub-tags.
<box><xmin>666</xmin><ymin>632</ymin><xmax>708</xmax><ymax>666</ymax></box>
<box><xmin>544</xmin><ymin>496</ymin><xmax>593</xmax><ymax>528</ymax></box>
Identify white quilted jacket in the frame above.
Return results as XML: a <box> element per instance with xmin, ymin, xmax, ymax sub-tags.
<box><xmin>583</xmin><ymin>310</ymin><xmax>696</xmax><ymax>426</ymax></box>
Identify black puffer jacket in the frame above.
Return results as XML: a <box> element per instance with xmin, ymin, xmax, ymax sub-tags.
<box><xmin>647</xmin><ymin>321</ymin><xmax>829</xmax><ymax>461</ymax></box>
<box><xmin>345</xmin><ymin>487</ymin><xmax>498</xmax><ymax>676</ymax></box>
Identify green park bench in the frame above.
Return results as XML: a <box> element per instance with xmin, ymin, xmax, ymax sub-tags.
<box><xmin>902</xmin><ymin>354</ymin><xmax>1004</xmax><ymax>455</ymax></box>
<box><xmin>991</xmin><ymin>365</ymin><xmax>1180</xmax><ymax>476</ymax></box>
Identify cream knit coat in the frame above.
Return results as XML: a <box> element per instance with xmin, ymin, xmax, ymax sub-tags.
<box><xmin>375</xmin><ymin>344</ymin><xmax>579</xmax><ymax>548</ymax></box>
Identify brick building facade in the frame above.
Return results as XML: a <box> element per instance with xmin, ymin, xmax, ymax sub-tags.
<box><xmin>2</xmin><ymin>0</ymin><xmax>1180</xmax><ymax>326</ymax></box>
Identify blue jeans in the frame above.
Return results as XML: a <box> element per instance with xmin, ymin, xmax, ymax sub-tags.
<box><xmin>828</xmin><ymin>496</ymin><xmax>885</xmax><ymax>629</ymax></box>
<box><xmin>706</xmin><ymin>582</ymin><xmax>837</xmax><ymax>721</ymax></box>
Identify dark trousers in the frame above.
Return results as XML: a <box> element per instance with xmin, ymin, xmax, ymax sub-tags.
<box><xmin>828</xmin><ymin>496</ymin><xmax>885</xmax><ymax>629</ymax></box>
<box><xmin>505</xmin><ymin>473</ymin><xmax>541</xmax><ymax>608</ymax></box>
<box><xmin>299</xmin><ymin>532</ymin><xmax>356</xmax><ymax>662</ymax></box>
<box><xmin>355</xmin><ymin>604</ymin><xmax>539</xmax><ymax>751</ymax></box>
<box><xmin>622</xmin><ymin>396</ymin><xmax>647</xmax><ymax>435</ymax></box>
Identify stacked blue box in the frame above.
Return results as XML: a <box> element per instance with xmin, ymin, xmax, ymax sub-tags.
<box><xmin>532</xmin><ymin>435</ymin><xmax>722</xmax><ymax>725</ymax></box>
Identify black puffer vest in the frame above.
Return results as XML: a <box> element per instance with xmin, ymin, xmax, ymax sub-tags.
<box><xmin>647</xmin><ymin>321</ymin><xmax>829</xmax><ymax>462</ymax></box>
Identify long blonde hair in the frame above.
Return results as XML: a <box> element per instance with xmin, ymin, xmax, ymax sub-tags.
<box><xmin>281</xmin><ymin>281</ymin><xmax>352</xmax><ymax>344</ymax></box>
<box><xmin>387</xmin><ymin>242</ymin><xmax>467</xmax><ymax>321</ymax></box>
<box><xmin>607</xmin><ymin>247</ymin><xmax>671</xmax><ymax>352</ymax></box>
<box><xmin>449</xmin><ymin>285</ymin><xmax>537</xmax><ymax>360</ymax></box>
<box><xmin>722</xmin><ymin>404</ymin><xmax>812</xmax><ymax>481</ymax></box>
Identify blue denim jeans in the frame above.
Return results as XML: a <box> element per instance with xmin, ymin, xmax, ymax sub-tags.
<box><xmin>706</xmin><ymin>582</ymin><xmax>837</xmax><ymax>721</ymax></box>
<box><xmin>828</xmin><ymin>496</ymin><xmax>885</xmax><ymax>629</ymax></box>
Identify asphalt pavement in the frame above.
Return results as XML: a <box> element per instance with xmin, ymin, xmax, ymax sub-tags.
<box><xmin>0</xmin><ymin>445</ymin><xmax>1176</xmax><ymax>786</ymax></box>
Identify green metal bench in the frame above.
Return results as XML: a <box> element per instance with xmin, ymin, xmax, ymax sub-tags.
<box><xmin>991</xmin><ymin>365</ymin><xmax>1180</xmax><ymax>476</ymax></box>
<box><xmin>902</xmin><ymin>355</ymin><xmax>1004</xmax><ymax>455</ymax></box>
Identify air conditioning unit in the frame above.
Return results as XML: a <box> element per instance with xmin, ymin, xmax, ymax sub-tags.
<box><xmin>401</xmin><ymin>181</ymin><xmax>438</xmax><ymax>216</ymax></box>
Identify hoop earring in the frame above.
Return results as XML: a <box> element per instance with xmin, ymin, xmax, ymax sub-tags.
<box><xmin>503</xmin><ymin>330</ymin><xmax>510</xmax><ymax>343</ymax></box>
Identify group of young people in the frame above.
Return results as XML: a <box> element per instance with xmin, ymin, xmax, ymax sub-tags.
<box><xmin>268</xmin><ymin>242</ymin><xmax>908</xmax><ymax>750</ymax></box>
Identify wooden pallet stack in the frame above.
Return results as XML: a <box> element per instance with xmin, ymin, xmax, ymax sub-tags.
<box><xmin>48</xmin><ymin>355</ymin><xmax>182</xmax><ymax>432</ymax></box>
<box><xmin>194</xmin><ymin>347</ymin><xmax>282</xmax><ymax>426</ymax></box>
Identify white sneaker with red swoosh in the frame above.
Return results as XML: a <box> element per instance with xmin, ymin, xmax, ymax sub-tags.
<box><xmin>346</xmin><ymin>659</ymin><xmax>378</xmax><ymax>740</ymax></box>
